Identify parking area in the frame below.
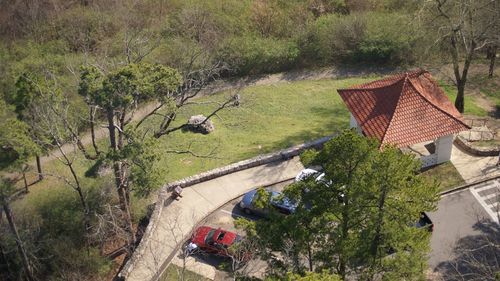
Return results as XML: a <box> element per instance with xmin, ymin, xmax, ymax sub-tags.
<box><xmin>170</xmin><ymin>180</ymin><xmax>294</xmax><ymax>280</ymax></box>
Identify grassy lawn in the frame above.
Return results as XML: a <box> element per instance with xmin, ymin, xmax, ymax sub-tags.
<box><xmin>140</xmin><ymin>78</ymin><xmax>365</xmax><ymax>182</ymax></box>
<box><xmin>438</xmin><ymin>81</ymin><xmax>489</xmax><ymax>117</ymax></box>
<box><xmin>159</xmin><ymin>264</ymin><xmax>210</xmax><ymax>281</ymax></box>
<box><xmin>15</xmin><ymin>77</ymin><xmax>372</xmax><ymax>213</ymax></box>
<box><xmin>420</xmin><ymin>162</ymin><xmax>465</xmax><ymax>191</ymax></box>
<box><xmin>468</xmin><ymin>73</ymin><xmax>500</xmax><ymax>109</ymax></box>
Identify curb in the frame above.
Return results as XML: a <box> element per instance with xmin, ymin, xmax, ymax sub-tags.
<box><xmin>439</xmin><ymin>174</ymin><xmax>500</xmax><ymax>196</ymax></box>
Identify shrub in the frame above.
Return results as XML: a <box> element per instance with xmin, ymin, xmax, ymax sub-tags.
<box><xmin>355</xmin><ymin>12</ymin><xmax>421</xmax><ymax>64</ymax></box>
<box><xmin>219</xmin><ymin>35</ymin><xmax>300</xmax><ymax>75</ymax></box>
<box><xmin>302</xmin><ymin>12</ymin><xmax>420</xmax><ymax>65</ymax></box>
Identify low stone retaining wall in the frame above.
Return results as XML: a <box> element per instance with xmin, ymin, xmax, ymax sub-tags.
<box><xmin>454</xmin><ymin>135</ymin><xmax>499</xmax><ymax>157</ymax></box>
<box><xmin>118</xmin><ymin>135</ymin><xmax>334</xmax><ymax>280</ymax></box>
<box><xmin>160</xmin><ymin>135</ymin><xmax>334</xmax><ymax>194</ymax></box>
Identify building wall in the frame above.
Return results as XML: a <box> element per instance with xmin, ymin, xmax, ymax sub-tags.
<box><xmin>435</xmin><ymin>134</ymin><xmax>454</xmax><ymax>164</ymax></box>
<box><xmin>350</xmin><ymin>113</ymin><xmax>362</xmax><ymax>134</ymax></box>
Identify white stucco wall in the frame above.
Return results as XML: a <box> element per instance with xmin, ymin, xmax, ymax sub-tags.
<box><xmin>349</xmin><ymin>113</ymin><xmax>362</xmax><ymax>134</ymax></box>
<box><xmin>435</xmin><ymin>134</ymin><xmax>454</xmax><ymax>164</ymax></box>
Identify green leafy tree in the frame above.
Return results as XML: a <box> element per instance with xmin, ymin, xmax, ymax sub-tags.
<box><xmin>0</xmin><ymin>99</ymin><xmax>40</xmax><ymax>193</ymax></box>
<box><xmin>283</xmin><ymin>270</ymin><xmax>341</xmax><ymax>281</ymax></box>
<box><xmin>78</xmin><ymin>63</ymin><xmax>182</xmax><ymax>247</ymax></box>
<box><xmin>241</xmin><ymin>130</ymin><xmax>438</xmax><ymax>280</ymax></box>
<box><xmin>9</xmin><ymin>73</ymin><xmax>45</xmax><ymax>181</ymax></box>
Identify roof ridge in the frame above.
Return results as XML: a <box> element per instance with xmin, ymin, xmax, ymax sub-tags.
<box><xmin>379</xmin><ymin>74</ymin><xmax>409</xmax><ymax>146</ymax></box>
<box><xmin>406</xmin><ymin>76</ymin><xmax>471</xmax><ymax>129</ymax></box>
<box><xmin>342</xmin><ymin>74</ymin><xmax>406</xmax><ymax>91</ymax></box>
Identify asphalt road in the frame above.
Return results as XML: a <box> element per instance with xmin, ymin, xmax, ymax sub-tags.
<box><xmin>428</xmin><ymin>181</ymin><xmax>499</xmax><ymax>277</ymax></box>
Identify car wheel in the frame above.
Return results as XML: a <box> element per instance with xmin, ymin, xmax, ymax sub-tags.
<box><xmin>243</xmin><ymin>208</ymin><xmax>252</xmax><ymax>215</ymax></box>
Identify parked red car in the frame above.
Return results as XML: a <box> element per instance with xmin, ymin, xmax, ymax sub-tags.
<box><xmin>190</xmin><ymin>226</ymin><xmax>243</xmax><ymax>258</ymax></box>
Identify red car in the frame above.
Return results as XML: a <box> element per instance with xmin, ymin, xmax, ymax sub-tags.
<box><xmin>190</xmin><ymin>226</ymin><xmax>243</xmax><ymax>258</ymax></box>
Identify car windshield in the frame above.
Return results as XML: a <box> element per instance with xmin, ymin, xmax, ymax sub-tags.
<box><xmin>205</xmin><ymin>229</ymin><xmax>216</xmax><ymax>244</ymax></box>
<box><xmin>217</xmin><ymin>231</ymin><xmax>226</xmax><ymax>241</ymax></box>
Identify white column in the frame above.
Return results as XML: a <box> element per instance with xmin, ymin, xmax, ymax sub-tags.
<box><xmin>435</xmin><ymin>134</ymin><xmax>454</xmax><ymax>164</ymax></box>
<box><xmin>349</xmin><ymin>113</ymin><xmax>362</xmax><ymax>134</ymax></box>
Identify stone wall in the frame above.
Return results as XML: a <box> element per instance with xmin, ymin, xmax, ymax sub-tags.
<box><xmin>454</xmin><ymin>135</ymin><xmax>499</xmax><ymax>157</ymax></box>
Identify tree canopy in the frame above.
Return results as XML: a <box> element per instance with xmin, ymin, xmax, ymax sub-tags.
<box><xmin>239</xmin><ymin>130</ymin><xmax>439</xmax><ymax>280</ymax></box>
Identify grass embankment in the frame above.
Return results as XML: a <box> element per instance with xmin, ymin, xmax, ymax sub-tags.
<box><xmin>420</xmin><ymin>162</ymin><xmax>465</xmax><ymax>191</ymax></box>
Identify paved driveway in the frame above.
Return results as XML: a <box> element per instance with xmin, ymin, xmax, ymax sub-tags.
<box><xmin>123</xmin><ymin>157</ymin><xmax>304</xmax><ymax>281</ymax></box>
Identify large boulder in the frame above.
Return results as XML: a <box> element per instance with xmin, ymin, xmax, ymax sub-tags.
<box><xmin>187</xmin><ymin>115</ymin><xmax>215</xmax><ymax>134</ymax></box>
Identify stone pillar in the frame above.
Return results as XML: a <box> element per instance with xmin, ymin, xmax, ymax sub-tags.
<box><xmin>435</xmin><ymin>134</ymin><xmax>454</xmax><ymax>164</ymax></box>
<box><xmin>350</xmin><ymin>113</ymin><xmax>362</xmax><ymax>134</ymax></box>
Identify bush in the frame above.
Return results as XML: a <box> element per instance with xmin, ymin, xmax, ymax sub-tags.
<box><xmin>54</xmin><ymin>7</ymin><xmax>118</xmax><ymax>53</ymax></box>
<box><xmin>355</xmin><ymin>12</ymin><xmax>421</xmax><ymax>64</ymax></box>
<box><xmin>301</xmin><ymin>13</ymin><xmax>366</xmax><ymax>64</ymax></box>
<box><xmin>302</xmin><ymin>12</ymin><xmax>420</xmax><ymax>65</ymax></box>
<box><xmin>220</xmin><ymin>35</ymin><xmax>300</xmax><ymax>75</ymax></box>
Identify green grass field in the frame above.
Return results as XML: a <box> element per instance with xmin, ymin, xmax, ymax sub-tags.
<box><xmin>420</xmin><ymin>161</ymin><xmax>465</xmax><ymax>191</ymax></box>
<box><xmin>438</xmin><ymin>81</ymin><xmax>489</xmax><ymax>117</ymax></box>
<box><xmin>141</xmin><ymin>78</ymin><xmax>362</xmax><ymax>182</ymax></box>
<box><xmin>15</xmin><ymin>77</ymin><xmax>371</xmax><ymax>214</ymax></box>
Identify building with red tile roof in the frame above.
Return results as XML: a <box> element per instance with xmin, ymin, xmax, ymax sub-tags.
<box><xmin>337</xmin><ymin>69</ymin><xmax>470</xmax><ymax>167</ymax></box>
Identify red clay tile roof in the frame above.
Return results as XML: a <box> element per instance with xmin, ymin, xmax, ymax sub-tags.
<box><xmin>337</xmin><ymin>69</ymin><xmax>470</xmax><ymax>148</ymax></box>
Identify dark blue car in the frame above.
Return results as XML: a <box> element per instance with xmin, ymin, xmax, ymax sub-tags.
<box><xmin>238</xmin><ymin>189</ymin><xmax>297</xmax><ymax>217</ymax></box>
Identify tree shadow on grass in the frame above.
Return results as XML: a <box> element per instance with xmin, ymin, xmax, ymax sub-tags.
<box><xmin>434</xmin><ymin>219</ymin><xmax>500</xmax><ymax>281</ymax></box>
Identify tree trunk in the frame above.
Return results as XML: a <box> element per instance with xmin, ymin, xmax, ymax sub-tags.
<box><xmin>307</xmin><ymin>243</ymin><xmax>313</xmax><ymax>272</ymax></box>
<box><xmin>114</xmin><ymin>164</ymin><xmax>136</xmax><ymax>248</ymax></box>
<box><xmin>2</xmin><ymin>202</ymin><xmax>34</xmax><ymax>281</ymax></box>
<box><xmin>488</xmin><ymin>46</ymin><xmax>497</xmax><ymax>78</ymax></box>
<box><xmin>35</xmin><ymin>155</ymin><xmax>43</xmax><ymax>181</ymax></box>
<box><xmin>107</xmin><ymin>108</ymin><xmax>136</xmax><ymax>248</ymax></box>
<box><xmin>455</xmin><ymin>81</ymin><xmax>465</xmax><ymax>113</ymax></box>
<box><xmin>89</xmin><ymin>106</ymin><xmax>100</xmax><ymax>157</ymax></box>
<box><xmin>368</xmin><ymin>181</ymin><xmax>388</xmax><ymax>279</ymax></box>
<box><xmin>106</xmin><ymin>108</ymin><xmax>117</xmax><ymax>150</ymax></box>
<box><xmin>449</xmin><ymin>33</ymin><xmax>474</xmax><ymax>114</ymax></box>
<box><xmin>339</xmin><ymin>197</ymin><xmax>349</xmax><ymax>280</ymax></box>
<box><xmin>22</xmin><ymin>169</ymin><xmax>28</xmax><ymax>194</ymax></box>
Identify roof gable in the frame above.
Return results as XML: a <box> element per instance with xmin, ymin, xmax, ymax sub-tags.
<box><xmin>338</xmin><ymin>70</ymin><xmax>470</xmax><ymax>147</ymax></box>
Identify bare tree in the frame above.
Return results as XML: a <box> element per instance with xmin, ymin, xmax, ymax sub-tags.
<box><xmin>436</xmin><ymin>218</ymin><xmax>499</xmax><ymax>281</ymax></box>
<box><xmin>28</xmin><ymin>77</ymin><xmax>93</xmax><ymax>240</ymax></box>
<box><xmin>425</xmin><ymin>0</ymin><xmax>499</xmax><ymax>113</ymax></box>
